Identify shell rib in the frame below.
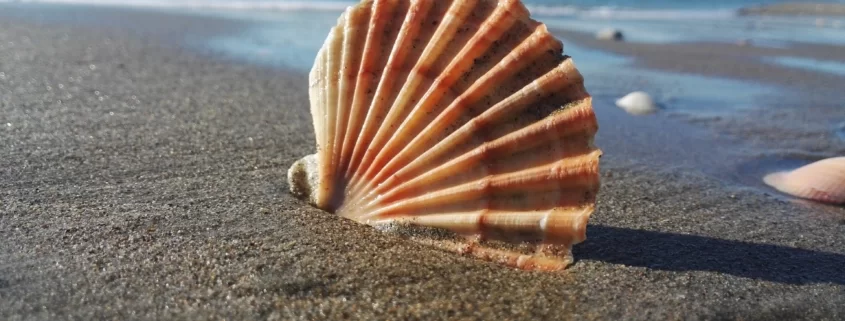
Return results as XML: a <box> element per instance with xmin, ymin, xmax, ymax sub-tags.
<box><xmin>763</xmin><ymin>157</ymin><xmax>845</xmax><ymax>204</ymax></box>
<box><xmin>289</xmin><ymin>0</ymin><xmax>601</xmax><ymax>271</ymax></box>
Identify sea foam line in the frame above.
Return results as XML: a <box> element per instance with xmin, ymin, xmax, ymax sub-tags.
<box><xmin>0</xmin><ymin>0</ymin><xmax>355</xmax><ymax>11</ymax></box>
<box><xmin>1</xmin><ymin>0</ymin><xmax>738</xmax><ymax>20</ymax></box>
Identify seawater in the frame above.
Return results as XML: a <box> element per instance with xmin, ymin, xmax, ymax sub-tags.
<box><xmin>563</xmin><ymin>42</ymin><xmax>780</xmax><ymax>115</ymax></box>
<box><xmin>6</xmin><ymin>0</ymin><xmax>845</xmax><ymax>68</ymax></box>
<box><xmin>4</xmin><ymin>0</ymin><xmax>839</xmax><ymax>118</ymax></box>
<box><xmin>6</xmin><ymin>0</ymin><xmax>837</xmax><ymax>11</ymax></box>
<box><xmin>765</xmin><ymin>56</ymin><xmax>845</xmax><ymax>77</ymax></box>
<box><xmin>164</xmin><ymin>0</ymin><xmax>831</xmax><ymax>124</ymax></box>
<box><xmin>151</xmin><ymin>0</ymin><xmax>845</xmax><ymax>71</ymax></box>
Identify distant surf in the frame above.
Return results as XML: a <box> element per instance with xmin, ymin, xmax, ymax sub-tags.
<box><xmin>0</xmin><ymin>0</ymin><xmax>739</xmax><ymax>20</ymax></box>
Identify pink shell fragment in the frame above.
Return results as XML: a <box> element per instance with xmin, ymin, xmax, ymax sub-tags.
<box><xmin>763</xmin><ymin>157</ymin><xmax>845</xmax><ymax>204</ymax></box>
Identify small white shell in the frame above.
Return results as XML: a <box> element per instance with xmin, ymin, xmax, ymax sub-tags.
<box><xmin>615</xmin><ymin>91</ymin><xmax>657</xmax><ymax>115</ymax></box>
<box><xmin>763</xmin><ymin>157</ymin><xmax>845</xmax><ymax>204</ymax></box>
<box><xmin>595</xmin><ymin>28</ymin><xmax>624</xmax><ymax>41</ymax></box>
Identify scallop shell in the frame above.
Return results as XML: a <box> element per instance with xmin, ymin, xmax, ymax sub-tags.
<box><xmin>763</xmin><ymin>157</ymin><xmax>845</xmax><ymax>204</ymax></box>
<box><xmin>288</xmin><ymin>0</ymin><xmax>601</xmax><ymax>271</ymax></box>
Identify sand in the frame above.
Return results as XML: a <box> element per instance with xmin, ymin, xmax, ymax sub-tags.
<box><xmin>553</xmin><ymin>29</ymin><xmax>845</xmax><ymax>93</ymax></box>
<box><xmin>1</xmin><ymin>5</ymin><xmax>845</xmax><ymax>320</ymax></box>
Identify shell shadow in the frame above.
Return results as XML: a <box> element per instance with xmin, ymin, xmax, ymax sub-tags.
<box><xmin>575</xmin><ymin>225</ymin><xmax>845</xmax><ymax>285</ymax></box>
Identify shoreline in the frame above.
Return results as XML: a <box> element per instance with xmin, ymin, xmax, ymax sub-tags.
<box><xmin>739</xmin><ymin>2</ymin><xmax>845</xmax><ymax>16</ymax></box>
<box><xmin>553</xmin><ymin>27</ymin><xmax>845</xmax><ymax>166</ymax></box>
<box><xmin>553</xmin><ymin>28</ymin><xmax>845</xmax><ymax>92</ymax></box>
<box><xmin>1</xmin><ymin>4</ymin><xmax>844</xmax><ymax>320</ymax></box>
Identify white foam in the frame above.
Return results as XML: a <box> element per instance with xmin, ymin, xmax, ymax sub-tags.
<box><xmin>1</xmin><ymin>0</ymin><xmax>738</xmax><ymax>20</ymax></box>
<box><xmin>1</xmin><ymin>0</ymin><xmax>355</xmax><ymax>12</ymax></box>
<box><xmin>529</xmin><ymin>5</ymin><xmax>736</xmax><ymax>20</ymax></box>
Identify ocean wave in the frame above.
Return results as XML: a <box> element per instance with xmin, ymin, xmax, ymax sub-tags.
<box><xmin>0</xmin><ymin>0</ymin><xmax>356</xmax><ymax>11</ymax></box>
<box><xmin>1</xmin><ymin>0</ymin><xmax>737</xmax><ymax>20</ymax></box>
<box><xmin>532</xmin><ymin>6</ymin><xmax>736</xmax><ymax>20</ymax></box>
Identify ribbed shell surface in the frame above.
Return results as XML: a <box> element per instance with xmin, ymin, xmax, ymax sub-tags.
<box><xmin>297</xmin><ymin>0</ymin><xmax>601</xmax><ymax>270</ymax></box>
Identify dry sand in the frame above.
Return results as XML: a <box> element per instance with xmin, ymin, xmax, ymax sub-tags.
<box><xmin>1</xmin><ymin>6</ymin><xmax>845</xmax><ymax>320</ymax></box>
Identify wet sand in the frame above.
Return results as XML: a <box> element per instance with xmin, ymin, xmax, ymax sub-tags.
<box><xmin>2</xmin><ymin>6</ymin><xmax>845</xmax><ymax>320</ymax></box>
<box><xmin>554</xmin><ymin>28</ymin><xmax>845</xmax><ymax>175</ymax></box>
<box><xmin>554</xmin><ymin>28</ymin><xmax>845</xmax><ymax>93</ymax></box>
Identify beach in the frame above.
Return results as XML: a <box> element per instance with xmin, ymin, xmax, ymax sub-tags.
<box><xmin>1</xmin><ymin>3</ymin><xmax>845</xmax><ymax>320</ymax></box>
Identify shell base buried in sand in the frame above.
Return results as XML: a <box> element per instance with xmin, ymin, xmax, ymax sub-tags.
<box><xmin>289</xmin><ymin>156</ymin><xmax>580</xmax><ymax>271</ymax></box>
<box><xmin>288</xmin><ymin>0</ymin><xmax>601</xmax><ymax>271</ymax></box>
<box><xmin>378</xmin><ymin>223</ymin><xmax>576</xmax><ymax>271</ymax></box>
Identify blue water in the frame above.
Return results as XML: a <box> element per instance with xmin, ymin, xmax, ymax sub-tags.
<box><xmin>545</xmin><ymin>15</ymin><xmax>845</xmax><ymax>46</ymax></box>
<box><xmin>5</xmin><ymin>0</ymin><xmax>840</xmax><ymax>117</ymax></box>
<box><xmin>5</xmin><ymin>0</ymin><xmax>845</xmax><ymax>15</ymax></box>
<box><xmin>837</xmin><ymin>123</ymin><xmax>845</xmax><ymax>141</ymax></box>
<box><xmin>8</xmin><ymin>0</ymin><xmax>845</xmax><ymax>49</ymax></box>
<box><xmin>205</xmin><ymin>11</ymin><xmax>341</xmax><ymax>69</ymax></box>
<box><xmin>170</xmin><ymin>1</ymin><xmax>845</xmax><ymax>69</ymax></box>
<box><xmin>169</xmin><ymin>0</ymin><xmax>834</xmax><ymax>121</ymax></box>
<box><xmin>765</xmin><ymin>56</ymin><xmax>845</xmax><ymax>77</ymax></box>
<box><xmin>562</xmin><ymin>42</ymin><xmax>780</xmax><ymax>116</ymax></box>
<box><xmin>9</xmin><ymin>0</ymin><xmax>845</xmax><ymax>9</ymax></box>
